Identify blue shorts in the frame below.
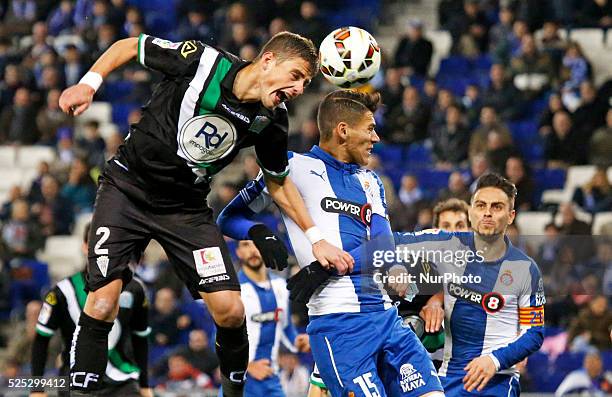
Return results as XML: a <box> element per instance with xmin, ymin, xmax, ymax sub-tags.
<box><xmin>245</xmin><ymin>374</ymin><xmax>285</xmax><ymax>397</ymax></box>
<box><xmin>307</xmin><ymin>308</ymin><xmax>443</xmax><ymax>397</ymax></box>
<box><xmin>219</xmin><ymin>374</ymin><xmax>285</xmax><ymax>397</ymax></box>
<box><xmin>440</xmin><ymin>373</ymin><xmax>520</xmax><ymax>397</ymax></box>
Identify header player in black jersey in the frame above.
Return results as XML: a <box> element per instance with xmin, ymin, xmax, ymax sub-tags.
<box><xmin>59</xmin><ymin>31</ymin><xmax>353</xmax><ymax>396</ymax></box>
<box><xmin>30</xmin><ymin>223</ymin><xmax>151</xmax><ymax>397</ymax></box>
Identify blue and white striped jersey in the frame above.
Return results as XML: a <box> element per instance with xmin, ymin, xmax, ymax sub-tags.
<box><xmin>394</xmin><ymin>230</ymin><xmax>545</xmax><ymax>377</ymax></box>
<box><xmin>220</xmin><ymin>146</ymin><xmax>393</xmax><ymax>316</ymax></box>
<box><xmin>239</xmin><ymin>271</ymin><xmax>297</xmax><ymax>371</ymax></box>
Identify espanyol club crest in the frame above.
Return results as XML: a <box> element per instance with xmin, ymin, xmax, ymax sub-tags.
<box><xmin>499</xmin><ymin>270</ymin><xmax>513</xmax><ymax>286</ymax></box>
<box><xmin>178</xmin><ymin>114</ymin><xmax>237</xmax><ymax>164</ymax></box>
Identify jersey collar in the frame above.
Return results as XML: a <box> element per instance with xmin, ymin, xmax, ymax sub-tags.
<box><xmin>238</xmin><ymin>269</ymin><xmax>271</xmax><ymax>290</ymax></box>
<box><xmin>310</xmin><ymin>145</ymin><xmax>360</xmax><ymax>174</ymax></box>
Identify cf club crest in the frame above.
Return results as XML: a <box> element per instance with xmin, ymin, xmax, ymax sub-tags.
<box><xmin>178</xmin><ymin>114</ymin><xmax>237</xmax><ymax>163</ymax></box>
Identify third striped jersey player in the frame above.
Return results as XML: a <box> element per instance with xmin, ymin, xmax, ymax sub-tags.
<box><xmin>394</xmin><ymin>174</ymin><xmax>545</xmax><ymax>396</ymax></box>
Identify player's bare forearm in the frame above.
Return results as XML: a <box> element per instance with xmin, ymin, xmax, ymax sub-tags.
<box><xmin>89</xmin><ymin>37</ymin><xmax>138</xmax><ymax>78</ymax></box>
<box><xmin>264</xmin><ymin>174</ymin><xmax>314</xmax><ymax>231</ymax></box>
<box><xmin>59</xmin><ymin>38</ymin><xmax>138</xmax><ymax>116</ymax></box>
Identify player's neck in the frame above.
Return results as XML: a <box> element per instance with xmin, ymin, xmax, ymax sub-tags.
<box><xmin>243</xmin><ymin>265</ymin><xmax>268</xmax><ymax>283</ymax></box>
<box><xmin>319</xmin><ymin>141</ymin><xmax>351</xmax><ymax>164</ymax></box>
<box><xmin>473</xmin><ymin>233</ymin><xmax>507</xmax><ymax>262</ymax></box>
<box><xmin>233</xmin><ymin>63</ymin><xmax>261</xmax><ymax>103</ymax></box>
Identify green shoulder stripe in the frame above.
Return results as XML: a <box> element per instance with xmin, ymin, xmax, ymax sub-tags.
<box><xmin>70</xmin><ymin>273</ymin><xmax>87</xmax><ymax>309</ymax></box>
<box><xmin>198</xmin><ymin>57</ymin><xmax>233</xmax><ymax>113</ymax></box>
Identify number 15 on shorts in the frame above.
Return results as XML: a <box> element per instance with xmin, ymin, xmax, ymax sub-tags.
<box><xmin>353</xmin><ymin>372</ymin><xmax>380</xmax><ymax>397</ymax></box>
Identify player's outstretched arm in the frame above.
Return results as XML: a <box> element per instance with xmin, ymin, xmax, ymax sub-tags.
<box><xmin>217</xmin><ymin>179</ymin><xmax>289</xmax><ymax>270</ymax></box>
<box><xmin>264</xmin><ymin>174</ymin><xmax>354</xmax><ymax>274</ymax></box>
<box><xmin>59</xmin><ymin>37</ymin><xmax>138</xmax><ymax>116</ymax></box>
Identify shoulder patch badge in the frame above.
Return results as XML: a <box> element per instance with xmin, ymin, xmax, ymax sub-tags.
<box><xmin>45</xmin><ymin>291</ymin><xmax>57</xmax><ymax>305</ymax></box>
<box><xmin>181</xmin><ymin>41</ymin><xmax>198</xmax><ymax>58</ymax></box>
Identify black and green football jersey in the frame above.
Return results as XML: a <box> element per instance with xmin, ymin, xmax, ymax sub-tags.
<box><xmin>110</xmin><ymin>34</ymin><xmax>290</xmax><ymax>210</ymax></box>
<box><xmin>35</xmin><ymin>272</ymin><xmax>149</xmax><ymax>386</ymax></box>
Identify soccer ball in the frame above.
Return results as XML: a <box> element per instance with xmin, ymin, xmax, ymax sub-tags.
<box><xmin>319</xmin><ymin>26</ymin><xmax>381</xmax><ymax>89</ymax></box>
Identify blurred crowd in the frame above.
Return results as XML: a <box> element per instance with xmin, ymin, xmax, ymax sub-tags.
<box><xmin>0</xmin><ymin>0</ymin><xmax>610</xmax><ymax>394</ymax></box>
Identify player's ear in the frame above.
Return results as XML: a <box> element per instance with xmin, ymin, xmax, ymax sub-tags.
<box><xmin>260</xmin><ymin>52</ymin><xmax>275</xmax><ymax>71</ymax></box>
<box><xmin>507</xmin><ymin>208</ymin><xmax>516</xmax><ymax>225</ymax></box>
<box><xmin>336</xmin><ymin>122</ymin><xmax>349</xmax><ymax>139</ymax></box>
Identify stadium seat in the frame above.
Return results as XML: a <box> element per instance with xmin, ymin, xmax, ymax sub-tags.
<box><xmin>540</xmin><ymin>189</ymin><xmax>565</xmax><ymax>204</ymax></box>
<box><xmin>554</xmin><ymin>206</ymin><xmax>593</xmax><ymax>225</ymax></box>
<box><xmin>437</xmin><ymin>76</ymin><xmax>477</xmax><ymax>96</ymax></box>
<box><xmin>521</xmin><ymin>141</ymin><xmax>544</xmax><ymax>164</ymax></box>
<box><xmin>98</xmin><ymin>122</ymin><xmax>120</xmax><ymax>140</ymax></box>
<box><xmin>77</xmin><ymin>102</ymin><xmax>112</xmax><ymax>125</ymax></box>
<box><xmin>373</xmin><ymin>144</ymin><xmax>405</xmax><ymax>165</ymax></box>
<box><xmin>40</xmin><ymin>236</ymin><xmax>84</xmax><ymax>281</ymax></box>
<box><xmin>515</xmin><ymin>212</ymin><xmax>553</xmax><ymax>235</ymax></box>
<box><xmin>534</xmin><ymin>168</ymin><xmax>566</xmax><ymax>191</ymax></box>
<box><xmin>569</xmin><ymin>28</ymin><xmax>605</xmax><ymax>49</ymax></box>
<box><xmin>437</xmin><ymin>56</ymin><xmax>471</xmax><ymax>78</ymax></box>
<box><xmin>565</xmin><ymin>165</ymin><xmax>598</xmax><ymax>194</ymax></box>
<box><xmin>405</xmin><ymin>143</ymin><xmax>432</xmax><ymax>167</ymax></box>
<box><xmin>509</xmin><ymin>120</ymin><xmax>538</xmax><ymax>141</ymax></box>
<box><xmin>592</xmin><ymin>212</ymin><xmax>612</xmax><ymax>235</ymax></box>
<box><xmin>541</xmin><ymin>165</ymin><xmax>599</xmax><ymax>205</ymax></box>
<box><xmin>426</xmin><ymin>30</ymin><xmax>452</xmax><ymax>75</ymax></box>
<box><xmin>15</xmin><ymin>146</ymin><xmax>56</xmax><ymax>169</ymax></box>
<box><xmin>112</xmin><ymin>103</ymin><xmax>140</xmax><ymax>131</ymax></box>
<box><xmin>472</xmin><ymin>54</ymin><xmax>492</xmax><ymax>71</ymax></box>
<box><xmin>414</xmin><ymin>169</ymin><xmax>451</xmax><ymax>195</ymax></box>
<box><xmin>101</xmin><ymin>81</ymin><xmax>135</xmax><ymax>102</ymax></box>
<box><xmin>52</xmin><ymin>34</ymin><xmax>86</xmax><ymax>53</ymax></box>
<box><xmin>73</xmin><ymin>212</ymin><xmax>93</xmax><ymax>241</ymax></box>
<box><xmin>0</xmin><ymin>146</ymin><xmax>16</xmax><ymax>167</ymax></box>
<box><xmin>0</xmin><ymin>167</ymin><xmax>24</xmax><ymax>192</ymax></box>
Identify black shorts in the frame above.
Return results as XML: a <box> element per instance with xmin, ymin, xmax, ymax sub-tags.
<box><xmin>87</xmin><ymin>177</ymin><xmax>240</xmax><ymax>298</ymax></box>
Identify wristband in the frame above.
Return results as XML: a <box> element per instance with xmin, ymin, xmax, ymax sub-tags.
<box><xmin>305</xmin><ymin>226</ymin><xmax>324</xmax><ymax>245</ymax></box>
<box><xmin>78</xmin><ymin>71</ymin><xmax>103</xmax><ymax>92</ymax></box>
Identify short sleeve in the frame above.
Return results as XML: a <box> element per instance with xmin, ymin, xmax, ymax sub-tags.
<box><xmin>254</xmin><ymin>109</ymin><xmax>289</xmax><ymax>179</ymax></box>
<box><xmin>518</xmin><ymin>262</ymin><xmax>545</xmax><ymax>329</ymax></box>
<box><xmin>36</xmin><ymin>287</ymin><xmax>64</xmax><ymax>337</ymax></box>
<box><xmin>137</xmin><ymin>34</ymin><xmax>204</xmax><ymax>77</ymax></box>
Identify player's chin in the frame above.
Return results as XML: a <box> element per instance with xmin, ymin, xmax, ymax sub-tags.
<box><xmin>359</xmin><ymin>150</ymin><xmax>372</xmax><ymax>165</ymax></box>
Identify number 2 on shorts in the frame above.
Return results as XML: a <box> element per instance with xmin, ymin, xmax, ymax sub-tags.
<box><xmin>94</xmin><ymin>227</ymin><xmax>110</xmax><ymax>255</ymax></box>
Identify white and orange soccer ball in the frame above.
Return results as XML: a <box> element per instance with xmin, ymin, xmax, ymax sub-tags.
<box><xmin>319</xmin><ymin>26</ymin><xmax>381</xmax><ymax>89</ymax></box>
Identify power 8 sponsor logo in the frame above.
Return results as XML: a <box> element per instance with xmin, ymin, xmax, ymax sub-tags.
<box><xmin>448</xmin><ymin>282</ymin><xmax>505</xmax><ymax>313</ymax></box>
<box><xmin>251</xmin><ymin>308</ymin><xmax>283</xmax><ymax>323</ymax></box>
<box><xmin>320</xmin><ymin>197</ymin><xmax>372</xmax><ymax>226</ymax></box>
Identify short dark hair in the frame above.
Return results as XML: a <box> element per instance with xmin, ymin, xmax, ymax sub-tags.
<box><xmin>317</xmin><ymin>90</ymin><xmax>380</xmax><ymax>141</ymax></box>
<box><xmin>255</xmin><ymin>31</ymin><xmax>318</xmax><ymax>77</ymax></box>
<box><xmin>473</xmin><ymin>173</ymin><xmax>517</xmax><ymax>207</ymax></box>
<box><xmin>433</xmin><ymin>198</ymin><xmax>470</xmax><ymax>228</ymax></box>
